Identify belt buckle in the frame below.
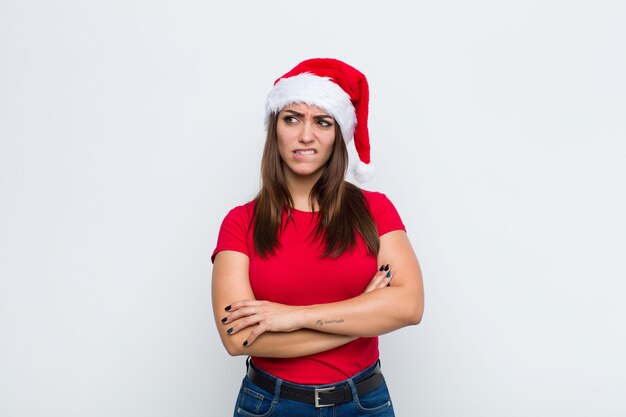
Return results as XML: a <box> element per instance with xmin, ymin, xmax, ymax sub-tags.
<box><xmin>314</xmin><ymin>386</ymin><xmax>335</xmax><ymax>408</ymax></box>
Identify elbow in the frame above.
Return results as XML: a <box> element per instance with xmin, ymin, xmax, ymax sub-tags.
<box><xmin>217</xmin><ymin>326</ymin><xmax>251</xmax><ymax>356</ymax></box>
<box><xmin>406</xmin><ymin>303</ymin><xmax>423</xmax><ymax>326</ymax></box>
<box><xmin>225</xmin><ymin>343</ymin><xmax>241</xmax><ymax>357</ymax></box>
<box><xmin>406</xmin><ymin>287</ymin><xmax>424</xmax><ymax>326</ymax></box>
<box><xmin>408</xmin><ymin>310</ymin><xmax>422</xmax><ymax>326</ymax></box>
<box><xmin>222</xmin><ymin>338</ymin><xmax>244</xmax><ymax>357</ymax></box>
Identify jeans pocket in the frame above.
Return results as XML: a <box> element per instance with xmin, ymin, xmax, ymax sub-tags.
<box><xmin>234</xmin><ymin>378</ymin><xmax>276</xmax><ymax>417</ymax></box>
<box><xmin>355</xmin><ymin>381</ymin><xmax>393</xmax><ymax>414</ymax></box>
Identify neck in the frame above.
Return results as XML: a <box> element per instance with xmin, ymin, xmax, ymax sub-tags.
<box><xmin>284</xmin><ymin>170</ymin><xmax>322</xmax><ymax>212</ymax></box>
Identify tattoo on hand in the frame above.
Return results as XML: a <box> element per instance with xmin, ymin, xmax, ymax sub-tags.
<box><xmin>315</xmin><ymin>318</ymin><xmax>345</xmax><ymax>326</ymax></box>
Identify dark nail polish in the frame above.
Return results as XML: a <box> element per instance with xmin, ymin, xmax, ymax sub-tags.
<box><xmin>379</xmin><ymin>265</ymin><xmax>385</xmax><ymax>272</ymax></box>
<box><xmin>221</xmin><ymin>317</ymin><xmax>227</xmax><ymax>323</ymax></box>
<box><xmin>384</xmin><ymin>264</ymin><xmax>390</xmax><ymax>271</ymax></box>
<box><xmin>386</xmin><ymin>271</ymin><xmax>392</xmax><ymax>278</ymax></box>
<box><xmin>243</xmin><ymin>341</ymin><xmax>248</xmax><ymax>347</ymax></box>
<box><xmin>225</xmin><ymin>305</ymin><xmax>231</xmax><ymax>311</ymax></box>
<box><xmin>387</xmin><ymin>283</ymin><xmax>391</xmax><ymax>287</ymax></box>
<box><xmin>227</xmin><ymin>328</ymin><xmax>233</xmax><ymax>334</ymax></box>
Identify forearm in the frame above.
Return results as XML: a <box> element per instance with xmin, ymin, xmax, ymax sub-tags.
<box><xmin>222</xmin><ymin>266</ymin><xmax>423</xmax><ymax>340</ymax></box>
<box><xmin>221</xmin><ymin>326</ymin><xmax>356</xmax><ymax>358</ymax></box>
<box><xmin>301</xmin><ymin>284</ymin><xmax>422</xmax><ymax>337</ymax></box>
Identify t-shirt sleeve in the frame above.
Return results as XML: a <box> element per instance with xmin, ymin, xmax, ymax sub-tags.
<box><xmin>211</xmin><ymin>205</ymin><xmax>251</xmax><ymax>263</ymax></box>
<box><xmin>367</xmin><ymin>192</ymin><xmax>406</xmax><ymax>236</ymax></box>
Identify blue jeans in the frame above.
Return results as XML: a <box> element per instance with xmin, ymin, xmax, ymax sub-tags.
<box><xmin>233</xmin><ymin>359</ymin><xmax>395</xmax><ymax>417</ymax></box>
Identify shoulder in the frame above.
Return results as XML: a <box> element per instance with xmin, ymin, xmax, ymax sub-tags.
<box><xmin>212</xmin><ymin>200</ymin><xmax>256</xmax><ymax>263</ymax></box>
<box><xmin>223</xmin><ymin>200</ymin><xmax>256</xmax><ymax>222</ymax></box>
<box><xmin>216</xmin><ymin>199</ymin><xmax>257</xmax><ymax>240</ymax></box>
<box><xmin>358</xmin><ymin>188</ymin><xmax>406</xmax><ymax>235</ymax></box>
<box><xmin>359</xmin><ymin>188</ymin><xmax>396</xmax><ymax>210</ymax></box>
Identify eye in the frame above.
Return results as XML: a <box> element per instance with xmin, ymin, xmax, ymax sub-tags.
<box><xmin>283</xmin><ymin>116</ymin><xmax>298</xmax><ymax>124</ymax></box>
<box><xmin>317</xmin><ymin>119</ymin><xmax>333</xmax><ymax>128</ymax></box>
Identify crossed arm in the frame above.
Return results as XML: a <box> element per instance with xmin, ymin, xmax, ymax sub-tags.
<box><xmin>211</xmin><ymin>230</ymin><xmax>424</xmax><ymax>358</ymax></box>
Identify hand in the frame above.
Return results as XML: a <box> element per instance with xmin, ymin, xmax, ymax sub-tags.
<box><xmin>222</xmin><ymin>300</ymin><xmax>305</xmax><ymax>346</ymax></box>
<box><xmin>363</xmin><ymin>264</ymin><xmax>393</xmax><ymax>294</ymax></box>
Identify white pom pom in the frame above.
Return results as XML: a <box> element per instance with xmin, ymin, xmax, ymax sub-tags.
<box><xmin>353</xmin><ymin>161</ymin><xmax>375</xmax><ymax>183</ymax></box>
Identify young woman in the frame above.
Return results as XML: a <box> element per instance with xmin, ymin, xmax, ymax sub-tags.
<box><xmin>211</xmin><ymin>58</ymin><xmax>424</xmax><ymax>417</ymax></box>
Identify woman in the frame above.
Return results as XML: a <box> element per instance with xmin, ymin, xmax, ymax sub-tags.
<box><xmin>211</xmin><ymin>58</ymin><xmax>424</xmax><ymax>416</ymax></box>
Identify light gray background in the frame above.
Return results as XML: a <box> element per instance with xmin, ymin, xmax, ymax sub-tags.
<box><xmin>1</xmin><ymin>1</ymin><xmax>625</xmax><ymax>416</ymax></box>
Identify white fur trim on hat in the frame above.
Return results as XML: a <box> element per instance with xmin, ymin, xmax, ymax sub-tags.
<box><xmin>353</xmin><ymin>160</ymin><xmax>375</xmax><ymax>183</ymax></box>
<box><xmin>265</xmin><ymin>73</ymin><xmax>357</xmax><ymax>143</ymax></box>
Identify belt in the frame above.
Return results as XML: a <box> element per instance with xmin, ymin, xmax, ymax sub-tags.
<box><xmin>246</xmin><ymin>361</ymin><xmax>385</xmax><ymax>408</ymax></box>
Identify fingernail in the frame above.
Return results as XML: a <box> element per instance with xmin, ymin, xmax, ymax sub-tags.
<box><xmin>227</xmin><ymin>328</ymin><xmax>233</xmax><ymax>334</ymax></box>
<box><xmin>221</xmin><ymin>317</ymin><xmax>227</xmax><ymax>323</ymax></box>
<box><xmin>384</xmin><ymin>264</ymin><xmax>390</xmax><ymax>271</ymax></box>
<box><xmin>386</xmin><ymin>283</ymin><xmax>391</xmax><ymax>287</ymax></box>
<box><xmin>386</xmin><ymin>271</ymin><xmax>392</xmax><ymax>278</ymax></box>
<box><xmin>379</xmin><ymin>265</ymin><xmax>385</xmax><ymax>272</ymax></box>
<box><xmin>243</xmin><ymin>341</ymin><xmax>248</xmax><ymax>347</ymax></box>
<box><xmin>225</xmin><ymin>305</ymin><xmax>231</xmax><ymax>311</ymax></box>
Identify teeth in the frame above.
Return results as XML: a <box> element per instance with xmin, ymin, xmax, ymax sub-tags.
<box><xmin>295</xmin><ymin>150</ymin><xmax>315</xmax><ymax>155</ymax></box>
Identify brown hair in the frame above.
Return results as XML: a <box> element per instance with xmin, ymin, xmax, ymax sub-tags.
<box><xmin>252</xmin><ymin>113</ymin><xmax>379</xmax><ymax>258</ymax></box>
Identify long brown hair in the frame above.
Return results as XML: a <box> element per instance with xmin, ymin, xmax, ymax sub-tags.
<box><xmin>252</xmin><ymin>113</ymin><xmax>379</xmax><ymax>258</ymax></box>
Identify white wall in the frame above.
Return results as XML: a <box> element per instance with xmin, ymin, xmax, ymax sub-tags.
<box><xmin>1</xmin><ymin>1</ymin><xmax>625</xmax><ymax>416</ymax></box>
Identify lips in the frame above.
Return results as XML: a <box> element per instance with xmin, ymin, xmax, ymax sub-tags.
<box><xmin>293</xmin><ymin>149</ymin><xmax>316</xmax><ymax>156</ymax></box>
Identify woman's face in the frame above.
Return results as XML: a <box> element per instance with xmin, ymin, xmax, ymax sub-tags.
<box><xmin>276</xmin><ymin>102</ymin><xmax>336</xmax><ymax>183</ymax></box>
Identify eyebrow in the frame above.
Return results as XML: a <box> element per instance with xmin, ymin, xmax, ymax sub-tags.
<box><xmin>283</xmin><ymin>109</ymin><xmax>333</xmax><ymax>120</ymax></box>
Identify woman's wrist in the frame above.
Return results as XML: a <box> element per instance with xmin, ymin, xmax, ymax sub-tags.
<box><xmin>298</xmin><ymin>305</ymin><xmax>312</xmax><ymax>330</ymax></box>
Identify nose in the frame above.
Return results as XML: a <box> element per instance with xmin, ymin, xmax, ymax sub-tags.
<box><xmin>299</xmin><ymin>120</ymin><xmax>315</xmax><ymax>143</ymax></box>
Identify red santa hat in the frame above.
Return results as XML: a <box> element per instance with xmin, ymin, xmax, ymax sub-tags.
<box><xmin>265</xmin><ymin>58</ymin><xmax>374</xmax><ymax>183</ymax></box>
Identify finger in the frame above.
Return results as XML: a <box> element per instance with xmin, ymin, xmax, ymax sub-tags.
<box><xmin>366</xmin><ymin>267</ymin><xmax>394</xmax><ymax>292</ymax></box>
<box><xmin>369</xmin><ymin>272</ymin><xmax>386</xmax><ymax>289</ymax></box>
<box><xmin>364</xmin><ymin>269</ymin><xmax>386</xmax><ymax>293</ymax></box>
<box><xmin>370</xmin><ymin>266</ymin><xmax>391</xmax><ymax>287</ymax></box>
<box><xmin>375</xmin><ymin>271</ymin><xmax>392</xmax><ymax>289</ymax></box>
<box><xmin>227</xmin><ymin>314</ymin><xmax>265</xmax><ymax>335</ymax></box>
<box><xmin>367</xmin><ymin>271</ymin><xmax>384</xmax><ymax>286</ymax></box>
<box><xmin>224</xmin><ymin>306</ymin><xmax>261</xmax><ymax>324</ymax></box>
<box><xmin>384</xmin><ymin>270</ymin><xmax>393</xmax><ymax>287</ymax></box>
<box><xmin>226</xmin><ymin>300</ymin><xmax>262</xmax><ymax>312</ymax></box>
<box><xmin>244</xmin><ymin>323</ymin><xmax>268</xmax><ymax>347</ymax></box>
<box><xmin>372</xmin><ymin>265</ymin><xmax>387</xmax><ymax>281</ymax></box>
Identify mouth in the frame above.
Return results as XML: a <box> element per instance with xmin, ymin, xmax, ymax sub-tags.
<box><xmin>293</xmin><ymin>149</ymin><xmax>317</xmax><ymax>156</ymax></box>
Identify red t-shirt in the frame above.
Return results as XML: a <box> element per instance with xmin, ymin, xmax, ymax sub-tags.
<box><xmin>211</xmin><ymin>189</ymin><xmax>405</xmax><ymax>384</ymax></box>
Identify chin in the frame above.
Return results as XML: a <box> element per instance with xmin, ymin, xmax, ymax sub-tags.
<box><xmin>293</xmin><ymin>170</ymin><xmax>320</xmax><ymax>178</ymax></box>
<box><xmin>287</xmin><ymin>165</ymin><xmax>326</xmax><ymax>179</ymax></box>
